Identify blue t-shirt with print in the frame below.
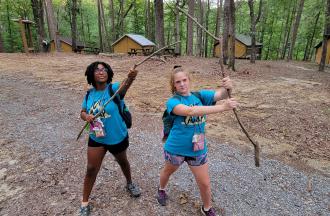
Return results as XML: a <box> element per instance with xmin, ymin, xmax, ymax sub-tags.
<box><xmin>164</xmin><ymin>90</ymin><xmax>215</xmax><ymax>157</ymax></box>
<box><xmin>82</xmin><ymin>82</ymin><xmax>128</xmax><ymax>145</ymax></box>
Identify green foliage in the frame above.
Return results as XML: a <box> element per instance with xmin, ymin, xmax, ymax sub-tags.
<box><xmin>0</xmin><ymin>0</ymin><xmax>327</xmax><ymax>60</ymax></box>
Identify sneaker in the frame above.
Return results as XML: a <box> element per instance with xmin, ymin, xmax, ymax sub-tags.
<box><xmin>156</xmin><ymin>189</ymin><xmax>168</xmax><ymax>206</ymax></box>
<box><xmin>126</xmin><ymin>182</ymin><xmax>141</xmax><ymax>197</ymax></box>
<box><xmin>79</xmin><ymin>204</ymin><xmax>91</xmax><ymax>216</ymax></box>
<box><xmin>201</xmin><ymin>206</ymin><xmax>217</xmax><ymax>216</ymax></box>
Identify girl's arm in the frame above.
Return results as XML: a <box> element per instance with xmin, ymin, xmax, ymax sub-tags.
<box><xmin>172</xmin><ymin>98</ymin><xmax>238</xmax><ymax>116</ymax></box>
<box><xmin>119</xmin><ymin>68</ymin><xmax>138</xmax><ymax>98</ymax></box>
<box><xmin>80</xmin><ymin>109</ymin><xmax>94</xmax><ymax>122</ymax></box>
<box><xmin>213</xmin><ymin>77</ymin><xmax>233</xmax><ymax>101</ymax></box>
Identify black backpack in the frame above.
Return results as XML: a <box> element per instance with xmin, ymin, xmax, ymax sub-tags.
<box><xmin>85</xmin><ymin>84</ymin><xmax>132</xmax><ymax>128</ymax></box>
<box><xmin>162</xmin><ymin>92</ymin><xmax>203</xmax><ymax>142</ymax></box>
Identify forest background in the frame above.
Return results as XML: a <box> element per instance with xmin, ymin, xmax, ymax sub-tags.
<box><xmin>0</xmin><ymin>0</ymin><xmax>328</xmax><ymax>67</ymax></box>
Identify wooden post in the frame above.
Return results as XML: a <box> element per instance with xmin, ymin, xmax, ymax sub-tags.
<box><xmin>27</xmin><ymin>23</ymin><xmax>34</xmax><ymax>51</ymax></box>
<box><xmin>19</xmin><ymin>18</ymin><xmax>29</xmax><ymax>54</ymax></box>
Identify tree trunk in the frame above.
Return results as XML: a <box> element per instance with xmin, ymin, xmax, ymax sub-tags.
<box><xmin>145</xmin><ymin>0</ymin><xmax>152</xmax><ymax>40</ymax></box>
<box><xmin>80</xmin><ymin>5</ymin><xmax>86</xmax><ymax>45</ymax></box>
<box><xmin>319</xmin><ymin>0</ymin><xmax>330</xmax><ymax>71</ymax></box>
<box><xmin>248</xmin><ymin>0</ymin><xmax>262</xmax><ymax>63</ymax></box>
<box><xmin>71</xmin><ymin>0</ymin><xmax>77</xmax><ymax>52</ymax></box>
<box><xmin>174</xmin><ymin>0</ymin><xmax>181</xmax><ymax>54</ymax></box>
<box><xmin>197</xmin><ymin>0</ymin><xmax>203</xmax><ymax>57</ymax></box>
<box><xmin>223</xmin><ymin>0</ymin><xmax>230</xmax><ymax>64</ymax></box>
<box><xmin>97</xmin><ymin>0</ymin><xmax>104</xmax><ymax>52</ymax></box>
<box><xmin>6</xmin><ymin>0</ymin><xmax>13</xmax><ymax>52</ymax></box>
<box><xmin>109</xmin><ymin>0</ymin><xmax>115</xmax><ymax>42</ymax></box>
<box><xmin>154</xmin><ymin>0</ymin><xmax>165</xmax><ymax>49</ymax></box>
<box><xmin>281</xmin><ymin>0</ymin><xmax>296</xmax><ymax>59</ymax></box>
<box><xmin>228</xmin><ymin>0</ymin><xmax>235</xmax><ymax>70</ymax></box>
<box><xmin>31</xmin><ymin>0</ymin><xmax>46</xmax><ymax>52</ymax></box>
<box><xmin>304</xmin><ymin>11</ymin><xmax>320</xmax><ymax>61</ymax></box>
<box><xmin>215</xmin><ymin>0</ymin><xmax>223</xmax><ymax>38</ymax></box>
<box><xmin>86</xmin><ymin>12</ymin><xmax>91</xmax><ymax>42</ymax></box>
<box><xmin>287</xmin><ymin>0</ymin><xmax>305</xmax><ymax>61</ymax></box>
<box><xmin>265</xmin><ymin>15</ymin><xmax>275</xmax><ymax>60</ymax></box>
<box><xmin>259</xmin><ymin>11</ymin><xmax>267</xmax><ymax>59</ymax></box>
<box><xmin>97</xmin><ymin>0</ymin><xmax>109</xmax><ymax>52</ymax></box>
<box><xmin>44</xmin><ymin>0</ymin><xmax>61</xmax><ymax>51</ymax></box>
<box><xmin>204</xmin><ymin>0</ymin><xmax>210</xmax><ymax>57</ymax></box>
<box><xmin>0</xmin><ymin>27</ymin><xmax>3</xmax><ymax>52</ymax></box>
<box><xmin>186</xmin><ymin>0</ymin><xmax>194</xmax><ymax>55</ymax></box>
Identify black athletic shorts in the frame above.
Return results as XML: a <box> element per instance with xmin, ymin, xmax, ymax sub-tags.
<box><xmin>88</xmin><ymin>136</ymin><xmax>129</xmax><ymax>155</ymax></box>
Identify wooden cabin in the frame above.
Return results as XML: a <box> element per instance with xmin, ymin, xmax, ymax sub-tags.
<box><xmin>314</xmin><ymin>37</ymin><xmax>330</xmax><ymax>64</ymax></box>
<box><xmin>213</xmin><ymin>34</ymin><xmax>262</xmax><ymax>59</ymax></box>
<box><xmin>50</xmin><ymin>36</ymin><xmax>84</xmax><ymax>52</ymax></box>
<box><xmin>112</xmin><ymin>34</ymin><xmax>155</xmax><ymax>55</ymax></box>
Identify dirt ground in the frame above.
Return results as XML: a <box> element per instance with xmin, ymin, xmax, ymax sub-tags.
<box><xmin>0</xmin><ymin>53</ymin><xmax>329</xmax><ymax>215</ymax></box>
<box><xmin>2</xmin><ymin>53</ymin><xmax>329</xmax><ymax>174</ymax></box>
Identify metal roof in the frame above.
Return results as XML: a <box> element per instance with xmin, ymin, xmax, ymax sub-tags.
<box><xmin>235</xmin><ymin>34</ymin><xmax>262</xmax><ymax>46</ymax></box>
<box><xmin>214</xmin><ymin>34</ymin><xmax>262</xmax><ymax>46</ymax></box>
<box><xmin>112</xmin><ymin>34</ymin><xmax>155</xmax><ymax>47</ymax></box>
<box><xmin>50</xmin><ymin>36</ymin><xmax>84</xmax><ymax>47</ymax></box>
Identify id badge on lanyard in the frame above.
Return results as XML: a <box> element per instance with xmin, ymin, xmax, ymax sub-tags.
<box><xmin>192</xmin><ymin>120</ymin><xmax>205</xmax><ymax>151</ymax></box>
<box><xmin>90</xmin><ymin>118</ymin><xmax>106</xmax><ymax>137</ymax></box>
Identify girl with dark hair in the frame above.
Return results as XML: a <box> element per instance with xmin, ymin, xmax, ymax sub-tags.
<box><xmin>157</xmin><ymin>66</ymin><xmax>238</xmax><ymax>216</ymax></box>
<box><xmin>79</xmin><ymin>61</ymin><xmax>140</xmax><ymax>216</ymax></box>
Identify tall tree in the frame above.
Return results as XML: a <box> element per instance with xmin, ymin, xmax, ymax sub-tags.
<box><xmin>248</xmin><ymin>0</ymin><xmax>262</xmax><ymax>63</ymax></box>
<box><xmin>0</xmin><ymin>24</ymin><xmax>3</xmax><ymax>52</ymax></box>
<box><xmin>228</xmin><ymin>0</ymin><xmax>235</xmax><ymax>70</ymax></box>
<box><xmin>281</xmin><ymin>0</ymin><xmax>296</xmax><ymax>59</ymax></box>
<box><xmin>44</xmin><ymin>0</ymin><xmax>61</xmax><ymax>51</ymax></box>
<box><xmin>109</xmin><ymin>0</ymin><xmax>115</xmax><ymax>42</ymax></box>
<box><xmin>174</xmin><ymin>0</ymin><xmax>181</xmax><ymax>54</ymax></box>
<box><xmin>197</xmin><ymin>0</ymin><xmax>203</xmax><ymax>56</ymax></box>
<box><xmin>6</xmin><ymin>0</ymin><xmax>14</xmax><ymax>52</ymax></box>
<box><xmin>71</xmin><ymin>0</ymin><xmax>78</xmax><ymax>52</ymax></box>
<box><xmin>287</xmin><ymin>0</ymin><xmax>305</xmax><ymax>61</ymax></box>
<box><xmin>145</xmin><ymin>0</ymin><xmax>152</xmax><ymax>39</ymax></box>
<box><xmin>97</xmin><ymin>0</ymin><xmax>110</xmax><ymax>52</ymax></box>
<box><xmin>303</xmin><ymin>11</ymin><xmax>320</xmax><ymax>61</ymax></box>
<box><xmin>223</xmin><ymin>0</ymin><xmax>230</xmax><ymax>64</ymax></box>
<box><xmin>319</xmin><ymin>0</ymin><xmax>330</xmax><ymax>71</ymax></box>
<box><xmin>31</xmin><ymin>0</ymin><xmax>46</xmax><ymax>52</ymax></box>
<box><xmin>215</xmin><ymin>0</ymin><xmax>223</xmax><ymax>38</ymax></box>
<box><xmin>204</xmin><ymin>0</ymin><xmax>210</xmax><ymax>57</ymax></box>
<box><xmin>116</xmin><ymin>1</ymin><xmax>134</xmax><ymax>39</ymax></box>
<box><xmin>154</xmin><ymin>0</ymin><xmax>165</xmax><ymax>49</ymax></box>
<box><xmin>186</xmin><ymin>0</ymin><xmax>194</xmax><ymax>55</ymax></box>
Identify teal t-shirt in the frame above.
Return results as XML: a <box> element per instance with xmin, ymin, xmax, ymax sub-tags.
<box><xmin>82</xmin><ymin>82</ymin><xmax>128</xmax><ymax>145</ymax></box>
<box><xmin>164</xmin><ymin>90</ymin><xmax>215</xmax><ymax>157</ymax></box>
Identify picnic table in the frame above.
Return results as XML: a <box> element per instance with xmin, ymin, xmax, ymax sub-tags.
<box><xmin>128</xmin><ymin>48</ymin><xmax>153</xmax><ymax>56</ymax></box>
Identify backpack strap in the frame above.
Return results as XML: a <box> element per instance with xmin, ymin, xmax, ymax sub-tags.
<box><xmin>85</xmin><ymin>90</ymin><xmax>91</xmax><ymax>104</ymax></box>
<box><xmin>108</xmin><ymin>83</ymin><xmax>123</xmax><ymax>115</ymax></box>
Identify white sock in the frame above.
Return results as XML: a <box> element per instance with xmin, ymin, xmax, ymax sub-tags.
<box><xmin>81</xmin><ymin>202</ymin><xmax>89</xmax><ymax>207</ymax></box>
<box><xmin>203</xmin><ymin>206</ymin><xmax>211</xmax><ymax>211</ymax></box>
<box><xmin>159</xmin><ymin>187</ymin><xmax>166</xmax><ymax>191</ymax></box>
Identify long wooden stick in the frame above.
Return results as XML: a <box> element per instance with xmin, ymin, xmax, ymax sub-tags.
<box><xmin>76</xmin><ymin>41</ymin><xmax>181</xmax><ymax>141</ymax></box>
<box><xmin>177</xmin><ymin>6</ymin><xmax>260</xmax><ymax>167</ymax></box>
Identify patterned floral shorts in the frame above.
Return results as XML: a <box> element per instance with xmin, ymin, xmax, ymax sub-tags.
<box><xmin>164</xmin><ymin>150</ymin><xmax>208</xmax><ymax>166</ymax></box>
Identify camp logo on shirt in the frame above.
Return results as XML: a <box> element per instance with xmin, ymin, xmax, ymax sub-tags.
<box><xmin>183</xmin><ymin>115</ymin><xmax>206</xmax><ymax>125</ymax></box>
<box><xmin>90</xmin><ymin>100</ymin><xmax>111</xmax><ymax>119</ymax></box>
<box><xmin>182</xmin><ymin>103</ymin><xmax>206</xmax><ymax>126</ymax></box>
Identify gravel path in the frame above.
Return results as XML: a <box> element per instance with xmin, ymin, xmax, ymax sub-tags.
<box><xmin>0</xmin><ymin>72</ymin><xmax>329</xmax><ymax>216</ymax></box>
